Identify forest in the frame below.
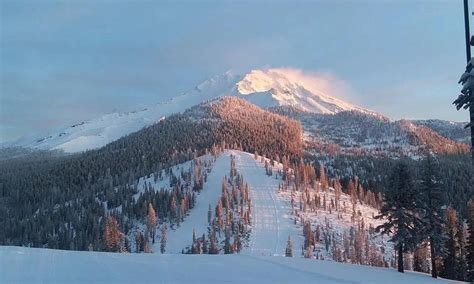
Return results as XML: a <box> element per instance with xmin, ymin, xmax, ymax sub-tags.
<box><xmin>0</xmin><ymin>97</ymin><xmax>302</xmax><ymax>250</ymax></box>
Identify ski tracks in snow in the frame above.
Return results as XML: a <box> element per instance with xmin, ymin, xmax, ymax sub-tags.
<box><xmin>231</xmin><ymin>151</ymin><xmax>300</xmax><ymax>257</ymax></box>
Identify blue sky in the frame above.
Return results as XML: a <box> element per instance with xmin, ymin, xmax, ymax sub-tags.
<box><xmin>0</xmin><ymin>0</ymin><xmax>471</xmax><ymax>142</ymax></box>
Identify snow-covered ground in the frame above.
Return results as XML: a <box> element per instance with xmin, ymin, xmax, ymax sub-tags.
<box><xmin>233</xmin><ymin>151</ymin><xmax>303</xmax><ymax>256</ymax></box>
<box><xmin>162</xmin><ymin>152</ymin><xmax>230</xmax><ymax>253</ymax></box>
<box><xmin>0</xmin><ymin>150</ymin><xmax>464</xmax><ymax>283</ymax></box>
<box><xmin>143</xmin><ymin>150</ymin><xmax>302</xmax><ymax>255</ymax></box>
<box><xmin>0</xmin><ymin>246</ymin><xmax>461</xmax><ymax>284</ymax></box>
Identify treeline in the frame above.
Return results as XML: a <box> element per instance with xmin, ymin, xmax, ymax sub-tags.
<box><xmin>266</xmin><ymin>151</ymin><xmax>473</xmax><ymax>282</ymax></box>
<box><xmin>277</xmin><ymin>158</ymin><xmax>389</xmax><ymax>267</ymax></box>
<box><xmin>273</xmin><ymin>106</ymin><xmax>469</xmax><ymax>156</ymax></box>
<box><xmin>0</xmin><ymin>97</ymin><xmax>303</xmax><ymax>250</ymax></box>
<box><xmin>375</xmin><ymin>156</ymin><xmax>474</xmax><ymax>282</ymax></box>
<box><xmin>185</xmin><ymin>154</ymin><xmax>252</xmax><ymax>254</ymax></box>
<box><xmin>322</xmin><ymin>153</ymin><xmax>473</xmax><ymax>220</ymax></box>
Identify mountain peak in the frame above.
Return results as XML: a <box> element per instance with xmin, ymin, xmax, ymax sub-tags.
<box><xmin>234</xmin><ymin>68</ymin><xmax>375</xmax><ymax>115</ymax></box>
<box><xmin>6</xmin><ymin>68</ymin><xmax>379</xmax><ymax>153</ymax></box>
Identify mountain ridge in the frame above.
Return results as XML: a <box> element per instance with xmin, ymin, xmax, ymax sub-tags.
<box><xmin>4</xmin><ymin>69</ymin><xmax>469</xmax><ymax>154</ymax></box>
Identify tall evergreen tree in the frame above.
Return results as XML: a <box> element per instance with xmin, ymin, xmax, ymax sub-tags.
<box><xmin>376</xmin><ymin>161</ymin><xmax>422</xmax><ymax>273</ymax></box>
<box><xmin>103</xmin><ymin>215</ymin><xmax>123</xmax><ymax>252</ymax></box>
<box><xmin>285</xmin><ymin>235</ymin><xmax>293</xmax><ymax>257</ymax></box>
<box><xmin>442</xmin><ymin>208</ymin><xmax>461</xmax><ymax>280</ymax></box>
<box><xmin>160</xmin><ymin>224</ymin><xmax>167</xmax><ymax>254</ymax></box>
<box><xmin>467</xmin><ymin>200</ymin><xmax>474</xmax><ymax>282</ymax></box>
<box><xmin>147</xmin><ymin>203</ymin><xmax>157</xmax><ymax>243</ymax></box>
<box><xmin>419</xmin><ymin>154</ymin><xmax>445</xmax><ymax>278</ymax></box>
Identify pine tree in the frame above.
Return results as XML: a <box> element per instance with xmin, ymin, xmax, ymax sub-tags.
<box><xmin>376</xmin><ymin>161</ymin><xmax>422</xmax><ymax>273</ymax></box>
<box><xmin>467</xmin><ymin>200</ymin><xmax>474</xmax><ymax>282</ymax></box>
<box><xmin>285</xmin><ymin>235</ymin><xmax>293</xmax><ymax>257</ymax></box>
<box><xmin>319</xmin><ymin>162</ymin><xmax>328</xmax><ymax>189</ymax></box>
<box><xmin>103</xmin><ymin>215</ymin><xmax>123</xmax><ymax>252</ymax></box>
<box><xmin>209</xmin><ymin>226</ymin><xmax>219</xmax><ymax>254</ymax></box>
<box><xmin>442</xmin><ymin>208</ymin><xmax>461</xmax><ymax>280</ymax></box>
<box><xmin>207</xmin><ymin>204</ymin><xmax>212</xmax><ymax>225</ymax></box>
<box><xmin>419</xmin><ymin>154</ymin><xmax>445</xmax><ymax>278</ymax></box>
<box><xmin>147</xmin><ymin>203</ymin><xmax>157</xmax><ymax>243</ymax></box>
<box><xmin>160</xmin><ymin>224</ymin><xmax>167</xmax><ymax>254</ymax></box>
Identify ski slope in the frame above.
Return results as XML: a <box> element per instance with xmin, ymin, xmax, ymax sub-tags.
<box><xmin>0</xmin><ymin>150</ymin><xmax>464</xmax><ymax>283</ymax></box>
<box><xmin>0</xmin><ymin>246</ymin><xmax>460</xmax><ymax>284</ymax></box>
<box><xmin>161</xmin><ymin>152</ymin><xmax>231</xmax><ymax>253</ymax></box>
<box><xmin>232</xmin><ymin>151</ymin><xmax>303</xmax><ymax>256</ymax></box>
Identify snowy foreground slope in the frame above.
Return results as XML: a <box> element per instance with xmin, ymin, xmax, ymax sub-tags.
<box><xmin>0</xmin><ymin>150</ymin><xmax>464</xmax><ymax>283</ymax></box>
<box><xmin>0</xmin><ymin>246</ymin><xmax>460</xmax><ymax>284</ymax></box>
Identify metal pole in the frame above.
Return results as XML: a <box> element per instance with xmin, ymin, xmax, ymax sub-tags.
<box><xmin>463</xmin><ymin>0</ymin><xmax>474</xmax><ymax>162</ymax></box>
<box><xmin>464</xmin><ymin>0</ymin><xmax>471</xmax><ymax>61</ymax></box>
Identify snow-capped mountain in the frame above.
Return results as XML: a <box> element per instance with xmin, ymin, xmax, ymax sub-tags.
<box><xmin>6</xmin><ymin>69</ymin><xmax>374</xmax><ymax>153</ymax></box>
<box><xmin>236</xmin><ymin>69</ymin><xmax>374</xmax><ymax>115</ymax></box>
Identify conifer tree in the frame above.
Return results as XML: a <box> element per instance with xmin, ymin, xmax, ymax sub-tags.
<box><xmin>319</xmin><ymin>162</ymin><xmax>328</xmax><ymax>189</ymax></box>
<box><xmin>209</xmin><ymin>226</ymin><xmax>219</xmax><ymax>254</ymax></box>
<box><xmin>466</xmin><ymin>200</ymin><xmax>474</xmax><ymax>282</ymax></box>
<box><xmin>147</xmin><ymin>203</ymin><xmax>157</xmax><ymax>243</ymax></box>
<box><xmin>160</xmin><ymin>224</ymin><xmax>167</xmax><ymax>254</ymax></box>
<box><xmin>376</xmin><ymin>161</ymin><xmax>421</xmax><ymax>273</ymax></box>
<box><xmin>419</xmin><ymin>154</ymin><xmax>445</xmax><ymax>278</ymax></box>
<box><xmin>442</xmin><ymin>208</ymin><xmax>461</xmax><ymax>280</ymax></box>
<box><xmin>103</xmin><ymin>215</ymin><xmax>123</xmax><ymax>252</ymax></box>
<box><xmin>285</xmin><ymin>235</ymin><xmax>293</xmax><ymax>257</ymax></box>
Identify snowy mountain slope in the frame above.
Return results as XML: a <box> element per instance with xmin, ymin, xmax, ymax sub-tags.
<box><xmin>278</xmin><ymin>178</ymin><xmax>394</xmax><ymax>263</ymax></box>
<box><xmin>274</xmin><ymin>107</ymin><xmax>470</xmax><ymax>156</ymax></box>
<box><xmin>6</xmin><ymin>68</ymin><xmax>374</xmax><ymax>153</ymax></box>
<box><xmin>233</xmin><ymin>151</ymin><xmax>302</xmax><ymax>256</ymax></box>
<box><xmin>127</xmin><ymin>149</ymin><xmax>390</xmax><ymax>263</ymax></box>
<box><xmin>236</xmin><ymin>69</ymin><xmax>375</xmax><ymax>115</ymax></box>
<box><xmin>0</xmin><ymin>246</ymin><xmax>460</xmax><ymax>284</ymax></box>
<box><xmin>5</xmin><ymin>68</ymin><xmax>466</xmax><ymax>156</ymax></box>
<box><xmin>0</xmin><ymin>142</ymin><xmax>456</xmax><ymax>278</ymax></box>
<box><xmin>156</xmin><ymin>152</ymin><xmax>230</xmax><ymax>254</ymax></box>
<box><xmin>412</xmin><ymin>119</ymin><xmax>471</xmax><ymax>144</ymax></box>
<box><xmin>2</xmin><ymin>150</ymin><xmax>460</xmax><ymax>283</ymax></box>
<box><xmin>121</xmin><ymin>150</ymin><xmax>301</xmax><ymax>255</ymax></box>
<box><xmin>6</xmin><ymin>72</ymin><xmax>240</xmax><ymax>153</ymax></box>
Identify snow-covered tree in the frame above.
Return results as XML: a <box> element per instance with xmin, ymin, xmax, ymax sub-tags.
<box><xmin>455</xmin><ymin>63</ymin><xmax>474</xmax><ymax>161</ymax></box>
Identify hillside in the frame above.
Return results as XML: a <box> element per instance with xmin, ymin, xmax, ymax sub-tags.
<box><xmin>412</xmin><ymin>119</ymin><xmax>471</xmax><ymax>144</ymax></box>
<box><xmin>273</xmin><ymin>107</ymin><xmax>469</xmax><ymax>156</ymax></box>
<box><xmin>2</xmin><ymin>69</ymin><xmax>376</xmax><ymax>153</ymax></box>
<box><xmin>4</xmin><ymin>69</ymin><xmax>467</xmax><ymax>158</ymax></box>
<box><xmin>1</xmin><ymin>150</ymin><xmax>463</xmax><ymax>283</ymax></box>
<box><xmin>0</xmin><ymin>98</ymin><xmax>303</xmax><ymax>250</ymax></box>
<box><xmin>0</xmin><ymin>246</ymin><xmax>459</xmax><ymax>284</ymax></box>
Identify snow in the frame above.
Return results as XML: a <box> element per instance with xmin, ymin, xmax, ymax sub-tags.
<box><xmin>6</xmin><ymin>69</ymin><xmax>378</xmax><ymax>153</ymax></box>
<box><xmin>232</xmin><ymin>151</ymin><xmax>302</xmax><ymax>256</ymax></box>
<box><xmin>236</xmin><ymin>69</ymin><xmax>376</xmax><ymax>115</ymax></box>
<box><xmin>0</xmin><ymin>150</ymin><xmax>464</xmax><ymax>283</ymax></box>
<box><xmin>0</xmin><ymin>246</ymin><xmax>461</xmax><ymax>284</ymax></box>
<box><xmin>162</xmin><ymin>152</ymin><xmax>230</xmax><ymax>253</ymax></box>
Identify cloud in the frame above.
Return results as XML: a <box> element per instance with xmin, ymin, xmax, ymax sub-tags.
<box><xmin>265</xmin><ymin>67</ymin><xmax>357</xmax><ymax>104</ymax></box>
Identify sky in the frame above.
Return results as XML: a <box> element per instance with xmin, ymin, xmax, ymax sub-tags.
<box><xmin>0</xmin><ymin>0</ymin><xmax>471</xmax><ymax>143</ymax></box>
